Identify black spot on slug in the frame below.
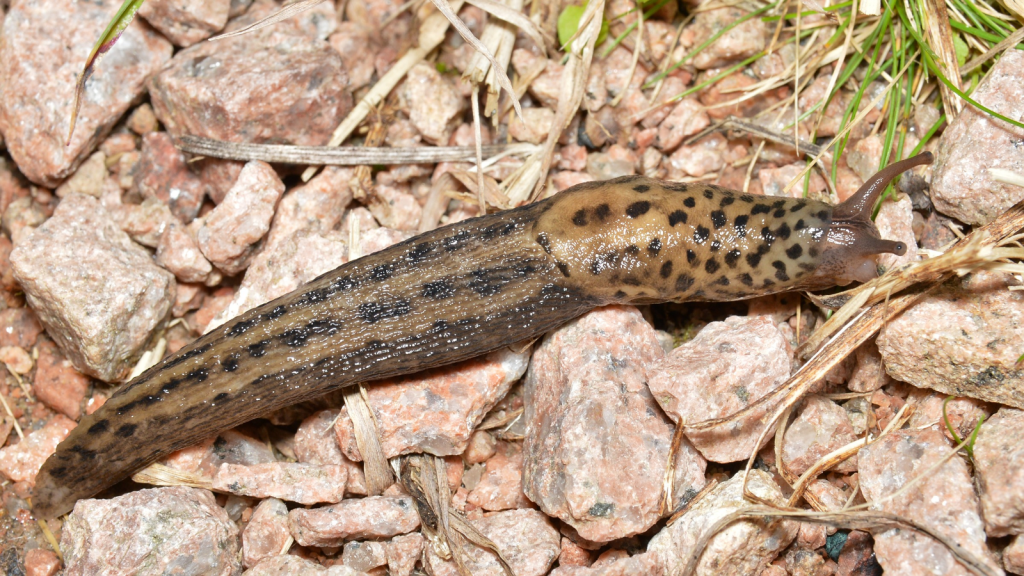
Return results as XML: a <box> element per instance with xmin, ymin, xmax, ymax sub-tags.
<box><xmin>556</xmin><ymin>262</ymin><xmax>571</xmax><ymax>277</ymax></box>
<box><xmin>794</xmin><ymin>219</ymin><xmax>806</xmax><ymax>231</ymax></box>
<box><xmin>752</xmin><ymin>204</ymin><xmax>771</xmax><ymax>215</ymax></box>
<box><xmin>746</xmin><ymin>252</ymin><xmax>762</xmax><ymax>268</ymax></box>
<box><xmin>705</xmin><ymin>258</ymin><xmax>720</xmax><ymax>274</ymax></box>
<box><xmin>371</xmin><ymin>264</ymin><xmax>393</xmax><ymax>281</ymax></box>
<box><xmin>710</xmin><ymin>210</ymin><xmax>727</xmax><ymax>229</ymax></box>
<box><xmin>713</xmin><ymin>276</ymin><xmax>730</xmax><ymax>286</ymax></box>
<box><xmin>408</xmin><ymin>242</ymin><xmax>434</xmax><ymax>263</ymax></box>
<box><xmin>694</xmin><ymin>226</ymin><xmax>710</xmax><ymax>244</ymax></box>
<box><xmin>668</xmin><ymin>210</ymin><xmax>688</xmax><ymax>226</ymax></box>
<box><xmin>281</xmin><ymin>328</ymin><xmax>309</xmax><ymax>347</ymax></box>
<box><xmin>710</xmin><ymin>240</ymin><xmax>722</xmax><ymax>252</ymax></box>
<box><xmin>482</xmin><ymin>221</ymin><xmax>516</xmax><ymax>239</ymax></box>
<box><xmin>686</xmin><ymin>250</ymin><xmax>697</xmax><ymax>265</ymax></box>
<box><xmin>675</xmin><ymin>274</ymin><xmax>695</xmax><ymax>292</ymax></box>
<box><xmin>536</xmin><ymin>233</ymin><xmax>552</xmax><ymax>254</ymax></box>
<box><xmin>186</xmin><ymin>368</ymin><xmax>208</xmax><ymax>383</ymax></box>
<box><xmin>761</xmin><ymin>227</ymin><xmax>776</xmax><ymax>244</ymax></box>
<box><xmin>773</xmin><ymin>209</ymin><xmax>786</xmax><ymax>218</ymax></box>
<box><xmin>776</xmin><ymin>222</ymin><xmax>791</xmax><ymax>240</ymax></box>
<box><xmin>248</xmin><ymin>340</ymin><xmax>270</xmax><ymax>358</ymax></box>
<box><xmin>786</xmin><ymin>244</ymin><xmax>803</xmax><ymax>259</ymax></box>
<box><xmin>213</xmin><ymin>393</ymin><xmax>229</xmax><ymax>402</ymax></box>
<box><xmin>222</xmin><ymin>356</ymin><xmax>239</xmax><ymax>372</ymax></box>
<box><xmin>116</xmin><ymin>423</ymin><xmax>137</xmax><ymax>438</ymax></box>
<box><xmin>227</xmin><ymin>318</ymin><xmax>259</xmax><ymax>337</ymax></box>
<box><xmin>595</xmin><ymin>204</ymin><xmax>611</xmax><ymax>220</ymax></box>
<box><xmin>422</xmin><ymin>280</ymin><xmax>456</xmax><ymax>299</ymax></box>
<box><xmin>739</xmin><ymin>194</ymin><xmax>755</xmax><ymax>203</ymax></box>
<box><xmin>625</xmin><ymin>244</ymin><xmax>640</xmax><ymax>256</ymax></box>
<box><xmin>791</xmin><ymin>202</ymin><xmax>807</xmax><ymax>212</ymax></box>
<box><xmin>739</xmin><ymin>273</ymin><xmax>754</xmax><ymax>286</ymax></box>
<box><xmin>573</xmin><ymin>209</ymin><xmax>588</xmax><ymax>226</ymax></box>
<box><xmin>443</xmin><ymin>229</ymin><xmax>472</xmax><ymax>252</ymax></box>
<box><xmin>88</xmin><ymin>420</ymin><xmax>108</xmax><ymax>435</ymax></box>
<box><xmin>773</xmin><ymin>260</ymin><xmax>790</xmax><ymax>281</ymax></box>
<box><xmin>816</xmin><ymin>210</ymin><xmax>830</xmax><ymax>221</ymax></box>
<box><xmin>660</xmin><ymin>261</ymin><xmax>674</xmax><ymax>279</ymax></box>
<box><xmin>720</xmin><ymin>196</ymin><xmax>735</xmax><ymax>207</ymax></box>
<box><xmin>808</xmin><ymin>247</ymin><xmax>819</xmax><ymax>258</ymax></box>
<box><xmin>626</xmin><ymin>201</ymin><xmax>651</xmax><ymax>218</ymax></box>
<box><xmin>683</xmin><ymin>197</ymin><xmax>696</xmax><ymax>208</ymax></box>
<box><xmin>647</xmin><ymin>238</ymin><xmax>662</xmax><ymax>256</ymax></box>
<box><xmin>633</xmin><ymin>184</ymin><xmax>650</xmax><ymax>193</ymax></box>
<box><xmin>264</xmin><ymin>306</ymin><xmax>287</xmax><ymax>321</ymax></box>
<box><xmin>703</xmin><ymin>189</ymin><xmax>714</xmax><ymax>199</ymax></box>
<box><xmin>724</xmin><ymin>249</ymin><xmax>741</xmax><ymax>268</ymax></box>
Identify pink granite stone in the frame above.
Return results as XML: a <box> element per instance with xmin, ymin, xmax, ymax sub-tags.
<box><xmin>877</xmin><ymin>271</ymin><xmax>1024</xmax><ymax>408</ymax></box>
<box><xmin>758</xmin><ymin>164</ymin><xmax>828</xmax><ymax>199</ymax></box>
<box><xmin>33</xmin><ymin>340</ymin><xmax>91</xmax><ymax>420</ymax></box>
<box><xmin>23</xmin><ymin>548</ymin><xmax>61</xmax><ymax>576</ymax></box>
<box><xmin>148</xmin><ymin>5</ymin><xmax>350</xmax><ymax>148</ymax></box>
<box><xmin>464</xmin><ymin>430</ymin><xmax>498</xmax><ymax>465</ymax></box>
<box><xmin>648</xmin><ymin>315</ymin><xmax>792</xmax><ymax>462</ymax></box>
<box><xmin>973</xmin><ymin>407</ymin><xmax>1024</xmax><ymax>536</ymax></box>
<box><xmin>0</xmin><ymin>0</ymin><xmax>172</xmax><ymax>187</ymax></box>
<box><xmin>0</xmin><ymin>345</ymin><xmax>32</xmax><ymax>374</ymax></box>
<box><xmin>139</xmin><ymin>0</ymin><xmax>230</xmax><ymax>47</ymax></box>
<box><xmin>342</xmin><ymin>540</ymin><xmax>387</xmax><ymax>573</ymax></box>
<box><xmin>242</xmin><ymin>497</ymin><xmax>292</xmax><ymax>569</ymax></box>
<box><xmin>656</xmin><ymin>98</ymin><xmax>711</xmax><ymax>153</ymax></box>
<box><xmin>523</xmin><ymin>306</ymin><xmax>706</xmax><ymax>542</ymax></box>
<box><xmin>647</xmin><ymin>470</ymin><xmax>797</xmax><ymax>575</ymax></box>
<box><xmin>509</xmin><ymin>107</ymin><xmax>556</xmax><ymax>145</ymax></box>
<box><xmin>196</xmin><ymin>161</ymin><xmax>284</xmax><ymax>275</ymax></box>
<box><xmin>132</xmin><ymin>132</ymin><xmax>207</xmax><ymax>223</ymax></box>
<box><xmin>1005</xmin><ymin>535</ymin><xmax>1024</xmax><ymax>575</ymax></box>
<box><xmin>424</xmin><ymin>509</ymin><xmax>560</xmax><ymax>576</ymax></box>
<box><xmin>781</xmin><ymin>396</ymin><xmax>859</xmax><ymax>476</ymax></box>
<box><xmin>906</xmin><ymin>392</ymin><xmax>990</xmax><ymax>444</ymax></box>
<box><xmin>385</xmin><ymin>532</ymin><xmax>425</xmax><ymax>576</ymax></box>
<box><xmin>335</xmin><ymin>348</ymin><xmax>530</xmax><ymax>460</ymax></box>
<box><xmin>10</xmin><ymin>194</ymin><xmax>176</xmax><ymax>382</ymax></box>
<box><xmin>585</xmin><ymin>144</ymin><xmax>637</xmax><ymax>180</ymax></box>
<box><xmin>874</xmin><ymin>194</ymin><xmax>918</xmax><ymax>273</ymax></box>
<box><xmin>328</xmin><ymin>23</ymin><xmax>379</xmax><ymax>92</ymax></box>
<box><xmin>688</xmin><ymin>7</ymin><xmax>766</xmax><ymax>69</ymax></box>
<box><xmin>62</xmin><ymin>487</ymin><xmax>239</xmax><ymax>576</ymax></box>
<box><xmin>156</xmin><ymin>221</ymin><xmax>216</xmax><ymax>284</ymax></box>
<box><xmin>467</xmin><ymin>441</ymin><xmax>532</xmax><ymax>511</ymax></box>
<box><xmin>858</xmin><ymin>428</ymin><xmax>999</xmax><ymax>575</ymax></box>
<box><xmin>846</xmin><ymin>340</ymin><xmax>892</xmax><ymax>393</ymax></box>
<box><xmin>117</xmin><ymin>198</ymin><xmax>176</xmax><ymax>248</ymax></box>
<box><xmin>127</xmin><ymin>103</ymin><xmax>160</xmax><ymax>136</ymax></box>
<box><xmin>294</xmin><ymin>409</ymin><xmax>367</xmax><ymax>496</ymax></box>
<box><xmin>400</xmin><ymin>62</ymin><xmax>465</xmax><ymax>145</ymax></box>
<box><xmin>214</xmin><ymin>462</ymin><xmax>347</xmax><ymax>505</ymax></box>
<box><xmin>667</xmin><ymin>133</ymin><xmax>728</xmax><ymax>179</ymax></box>
<box><xmin>289</xmin><ymin>495</ymin><xmax>421</xmax><ymax>547</ymax></box>
<box><xmin>266</xmin><ymin>167</ymin><xmax>353</xmax><ymax>250</ymax></box>
<box><xmin>931</xmin><ymin>50</ymin><xmax>1024</xmax><ymax>225</ymax></box>
<box><xmin>559</xmin><ymin>537</ymin><xmax>592</xmax><ymax>567</ymax></box>
<box><xmin>0</xmin><ymin>414</ymin><xmax>75</xmax><ymax>483</ymax></box>
<box><xmin>0</xmin><ymin>307</ymin><xmax>42</xmax><ymax>349</ymax></box>
<box><xmin>54</xmin><ymin>151</ymin><xmax>110</xmax><ymax>199</ymax></box>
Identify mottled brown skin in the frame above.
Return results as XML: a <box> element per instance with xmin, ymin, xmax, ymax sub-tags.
<box><xmin>32</xmin><ymin>153</ymin><xmax>931</xmax><ymax>519</ymax></box>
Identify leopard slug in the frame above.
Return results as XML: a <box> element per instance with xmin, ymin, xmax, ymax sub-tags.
<box><xmin>32</xmin><ymin>152</ymin><xmax>931</xmax><ymax>519</ymax></box>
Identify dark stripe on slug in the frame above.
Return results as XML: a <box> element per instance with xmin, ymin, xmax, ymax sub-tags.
<box><xmin>159</xmin><ymin>343</ymin><xmax>212</xmax><ymax>371</ymax></box>
<box><xmin>407</xmin><ymin>242</ymin><xmax>433</xmax><ymax>263</ymax></box>
<box><xmin>482</xmin><ymin>221</ymin><xmax>516</xmax><ymax>239</ymax></box>
<box><xmin>556</xmin><ymin>262</ymin><xmax>571</xmax><ymax>277</ymax></box>
<box><xmin>422</xmin><ymin>280</ymin><xmax>456</xmax><ymax>299</ymax></box>
<box><xmin>633</xmin><ymin>184</ymin><xmax>650</xmax><ymax>193</ymax></box>
<box><xmin>264</xmin><ymin>306</ymin><xmax>287</xmax><ymax>321</ymax></box>
<box><xmin>443</xmin><ymin>229</ymin><xmax>472</xmax><ymax>252</ymax></box>
<box><xmin>116</xmin><ymin>424</ymin><xmax>137</xmax><ymax>438</ymax></box>
<box><xmin>371</xmin><ymin>264</ymin><xmax>393</xmax><ymax>281</ymax></box>
<box><xmin>186</xmin><ymin>368</ymin><xmax>208</xmax><ymax>383</ymax></box>
<box><xmin>626</xmin><ymin>201</ymin><xmax>651</xmax><ymax>218</ymax></box>
<box><xmin>88</xmin><ymin>420</ymin><xmax>108</xmax><ymax>435</ymax></box>
<box><xmin>227</xmin><ymin>318</ymin><xmax>259</xmax><ymax>337</ymax></box>
<box><xmin>281</xmin><ymin>328</ymin><xmax>309</xmax><ymax>347</ymax></box>
<box><xmin>248</xmin><ymin>340</ymin><xmax>270</xmax><ymax>358</ymax></box>
<box><xmin>213</xmin><ymin>392</ymin><xmax>229</xmax><ymax>402</ymax></box>
<box><xmin>359</xmin><ymin>299</ymin><xmax>413</xmax><ymax>323</ymax></box>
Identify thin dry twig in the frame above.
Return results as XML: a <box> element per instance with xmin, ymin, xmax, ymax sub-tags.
<box><xmin>208</xmin><ymin>0</ymin><xmax>327</xmax><ymax>40</ymax></box>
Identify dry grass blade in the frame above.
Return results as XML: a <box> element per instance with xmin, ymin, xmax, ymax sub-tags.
<box><xmin>718</xmin><ymin>117</ymin><xmax>826</xmax><ymax>158</ymax></box>
<box><xmin>208</xmin><ymin>0</ymin><xmax>327</xmax><ymax>40</ymax></box>
<box><xmin>343</xmin><ymin>386</ymin><xmax>395</xmax><ymax>495</ymax></box>
<box><xmin>960</xmin><ymin>26</ymin><xmax>1024</xmax><ymax>74</ymax></box>
<box><xmin>991</xmin><ymin>168</ymin><xmax>1024</xmax><ymax>187</ymax></box>
<box><xmin>464</xmin><ymin>0</ymin><xmax>547</xmax><ymax>55</ymax></box>
<box><xmin>176</xmin><ymin>135</ymin><xmax>512</xmax><ymax>165</ymax></box>
<box><xmin>427</xmin><ymin>0</ymin><xmax>523</xmax><ymax>121</ymax></box>
<box><xmin>681</xmin><ymin>505</ymin><xmax>1000</xmax><ymax>576</ymax></box>
<box><xmin>0</xmin><ymin>394</ymin><xmax>23</xmax><ymax>441</ymax></box>
<box><xmin>301</xmin><ymin>1</ymin><xmax>464</xmax><ymax>181</ymax></box>
<box><xmin>921</xmin><ymin>0</ymin><xmax>964</xmax><ymax>118</ymax></box>
<box><xmin>131</xmin><ymin>463</ymin><xmax>213</xmax><ymax>489</ymax></box>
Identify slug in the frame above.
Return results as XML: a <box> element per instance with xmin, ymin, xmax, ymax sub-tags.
<box><xmin>32</xmin><ymin>152</ymin><xmax>932</xmax><ymax>519</ymax></box>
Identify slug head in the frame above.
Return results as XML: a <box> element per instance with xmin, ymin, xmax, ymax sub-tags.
<box><xmin>807</xmin><ymin>152</ymin><xmax>933</xmax><ymax>288</ymax></box>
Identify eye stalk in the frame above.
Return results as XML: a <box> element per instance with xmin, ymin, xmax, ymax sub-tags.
<box><xmin>810</xmin><ymin>152</ymin><xmax>931</xmax><ymax>286</ymax></box>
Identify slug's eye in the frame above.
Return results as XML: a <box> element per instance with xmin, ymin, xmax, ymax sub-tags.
<box><xmin>892</xmin><ymin>241</ymin><xmax>907</xmax><ymax>256</ymax></box>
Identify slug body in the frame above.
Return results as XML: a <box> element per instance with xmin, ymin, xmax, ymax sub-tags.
<box><xmin>33</xmin><ymin>153</ymin><xmax>931</xmax><ymax>518</ymax></box>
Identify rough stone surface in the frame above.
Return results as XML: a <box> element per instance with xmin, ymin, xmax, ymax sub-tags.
<box><xmin>523</xmin><ymin>306</ymin><xmax>706</xmax><ymax>542</ymax></box>
<box><xmin>0</xmin><ymin>414</ymin><xmax>75</xmax><ymax>483</ymax></box>
<box><xmin>647</xmin><ymin>470</ymin><xmax>797</xmax><ymax>575</ymax></box>
<box><xmin>214</xmin><ymin>462</ymin><xmax>347</xmax><ymax>505</ymax></box>
<box><xmin>1005</xmin><ymin>535</ymin><xmax>1024</xmax><ymax>575</ymax></box>
<box><xmin>648</xmin><ymin>315</ymin><xmax>792</xmax><ymax>462</ymax></box>
<box><xmin>242</xmin><ymin>497</ymin><xmax>291</xmax><ymax>569</ymax></box>
<box><xmin>133</xmin><ymin>132</ymin><xmax>207</xmax><ymax>223</ymax></box>
<box><xmin>385</xmin><ymin>533</ymin><xmax>424</xmax><ymax>576</ymax></box>
<box><xmin>931</xmin><ymin>50</ymin><xmax>1024</xmax><ymax>225</ymax></box>
<box><xmin>10</xmin><ymin>194</ymin><xmax>176</xmax><ymax>382</ymax></box>
<box><xmin>156</xmin><ymin>221</ymin><xmax>216</xmax><ymax>284</ymax></box>
<box><xmin>54</xmin><ymin>151</ymin><xmax>110</xmax><ymax>199</ymax></box>
<box><xmin>874</xmin><ymin>194</ymin><xmax>918</xmax><ymax>273</ymax></box>
<box><xmin>974</xmin><ymin>407</ymin><xmax>1024</xmax><ymax>536</ymax></box>
<box><xmin>656</xmin><ymin>98</ymin><xmax>711</xmax><ymax>152</ymax></box>
<box><xmin>139</xmin><ymin>0</ymin><xmax>231</xmax><ymax>47</ymax></box>
<box><xmin>688</xmin><ymin>7</ymin><xmax>767</xmax><ymax>70</ymax></box>
<box><xmin>335</xmin><ymin>348</ymin><xmax>530</xmax><ymax>460</ymax></box>
<box><xmin>289</xmin><ymin>495</ymin><xmax>420</xmax><ymax>547</ymax></box>
<box><xmin>196</xmin><ymin>161</ymin><xmax>284</xmax><ymax>275</ymax></box>
<box><xmin>400</xmin><ymin>62</ymin><xmax>464</xmax><ymax>145</ymax></box>
<box><xmin>509</xmin><ymin>107</ymin><xmax>557</xmax><ymax>145</ymax></box>
<box><xmin>424</xmin><ymin>509</ymin><xmax>560</xmax><ymax>576</ymax></box>
<box><xmin>877</xmin><ymin>271</ymin><xmax>1024</xmax><ymax>408</ymax></box>
<box><xmin>342</xmin><ymin>540</ymin><xmax>387</xmax><ymax>573</ymax></box>
<box><xmin>294</xmin><ymin>409</ymin><xmax>367</xmax><ymax>496</ymax></box>
<box><xmin>61</xmin><ymin>487</ymin><xmax>240</xmax><ymax>576</ymax></box>
<box><xmin>328</xmin><ymin>23</ymin><xmax>378</xmax><ymax>92</ymax></box>
<box><xmin>33</xmin><ymin>339</ymin><xmax>91</xmax><ymax>420</ymax></box>
<box><xmin>858</xmin><ymin>427</ymin><xmax>999</xmax><ymax>575</ymax></box>
<box><xmin>24</xmin><ymin>548</ymin><xmax>61</xmax><ymax>576</ymax></box>
<box><xmin>781</xmin><ymin>396</ymin><xmax>859</xmax><ymax>476</ymax></box>
<box><xmin>148</xmin><ymin>7</ymin><xmax>351</xmax><ymax>147</ymax></box>
<box><xmin>467</xmin><ymin>441</ymin><xmax>532</xmax><ymax>511</ymax></box>
<box><xmin>0</xmin><ymin>307</ymin><xmax>43</xmax><ymax>349</ymax></box>
<box><xmin>0</xmin><ymin>0</ymin><xmax>172</xmax><ymax>186</ymax></box>
<box><xmin>117</xmin><ymin>197</ymin><xmax>176</xmax><ymax>248</ymax></box>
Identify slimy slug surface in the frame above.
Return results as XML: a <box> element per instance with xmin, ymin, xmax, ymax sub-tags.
<box><xmin>31</xmin><ymin>153</ymin><xmax>931</xmax><ymax>519</ymax></box>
